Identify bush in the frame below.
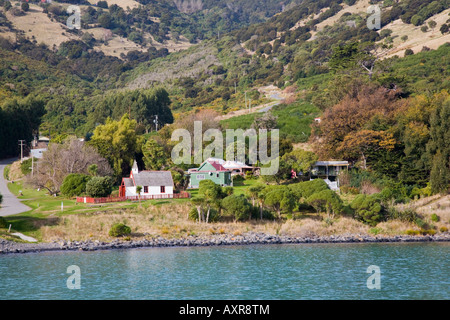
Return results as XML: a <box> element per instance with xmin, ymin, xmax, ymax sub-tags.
<box><xmin>221</xmin><ymin>194</ymin><xmax>252</xmax><ymax>221</ymax></box>
<box><xmin>109</xmin><ymin>223</ymin><xmax>131</xmax><ymax>237</ymax></box>
<box><xmin>20</xmin><ymin>158</ymin><xmax>37</xmax><ymax>175</ymax></box>
<box><xmin>0</xmin><ymin>216</ymin><xmax>7</xmax><ymax>228</ymax></box>
<box><xmin>340</xmin><ymin>185</ymin><xmax>359</xmax><ymax>195</ymax></box>
<box><xmin>86</xmin><ymin>176</ymin><xmax>113</xmax><ymax>198</ymax></box>
<box><xmin>421</xmin><ymin>229</ymin><xmax>436</xmax><ymax>236</ymax></box>
<box><xmin>21</xmin><ymin>1</ymin><xmax>29</xmax><ymax>12</ymax></box>
<box><xmin>351</xmin><ymin>194</ymin><xmax>386</xmax><ymax>226</ymax></box>
<box><xmin>387</xmin><ymin>208</ymin><xmax>418</xmax><ymax>223</ymax></box>
<box><xmin>439</xmin><ymin>226</ymin><xmax>448</xmax><ymax>233</ymax></box>
<box><xmin>405</xmin><ymin>229</ymin><xmax>420</xmax><ymax>236</ymax></box>
<box><xmin>431</xmin><ymin>213</ymin><xmax>440</xmax><ymax>222</ymax></box>
<box><xmin>404</xmin><ymin>49</ymin><xmax>414</xmax><ymax>56</ymax></box>
<box><xmin>3</xmin><ymin>166</ymin><xmax>10</xmax><ymax>180</ymax></box>
<box><xmin>60</xmin><ymin>174</ymin><xmax>91</xmax><ymax>197</ymax></box>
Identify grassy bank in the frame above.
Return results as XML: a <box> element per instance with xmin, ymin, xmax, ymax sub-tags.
<box><xmin>1</xmin><ymin>179</ymin><xmax>447</xmax><ymax>243</ymax></box>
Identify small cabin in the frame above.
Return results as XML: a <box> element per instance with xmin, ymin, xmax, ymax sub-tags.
<box><xmin>188</xmin><ymin>159</ymin><xmax>232</xmax><ymax>189</ymax></box>
<box><xmin>119</xmin><ymin>161</ymin><xmax>174</xmax><ymax>197</ymax></box>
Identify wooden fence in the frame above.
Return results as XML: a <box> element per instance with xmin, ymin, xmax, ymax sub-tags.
<box><xmin>77</xmin><ymin>192</ymin><xmax>191</xmax><ymax>204</ymax></box>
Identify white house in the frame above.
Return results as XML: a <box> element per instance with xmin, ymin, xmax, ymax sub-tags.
<box><xmin>119</xmin><ymin>161</ymin><xmax>174</xmax><ymax>198</ymax></box>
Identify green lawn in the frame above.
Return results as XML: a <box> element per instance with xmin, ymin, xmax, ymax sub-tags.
<box><xmin>2</xmin><ymin>177</ymin><xmax>259</xmax><ymax>240</ymax></box>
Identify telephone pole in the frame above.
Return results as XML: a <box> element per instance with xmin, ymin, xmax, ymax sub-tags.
<box><xmin>18</xmin><ymin>140</ymin><xmax>26</xmax><ymax>163</ymax></box>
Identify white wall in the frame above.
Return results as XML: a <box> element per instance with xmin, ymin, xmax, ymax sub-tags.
<box><xmin>126</xmin><ymin>186</ymin><xmax>174</xmax><ymax>197</ymax></box>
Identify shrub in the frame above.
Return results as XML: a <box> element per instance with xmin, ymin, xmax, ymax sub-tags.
<box><xmin>387</xmin><ymin>208</ymin><xmax>418</xmax><ymax>223</ymax></box>
<box><xmin>3</xmin><ymin>166</ymin><xmax>10</xmax><ymax>180</ymax></box>
<box><xmin>60</xmin><ymin>174</ymin><xmax>91</xmax><ymax>197</ymax></box>
<box><xmin>405</xmin><ymin>229</ymin><xmax>420</xmax><ymax>236</ymax></box>
<box><xmin>431</xmin><ymin>214</ymin><xmax>440</xmax><ymax>222</ymax></box>
<box><xmin>404</xmin><ymin>48</ymin><xmax>414</xmax><ymax>56</ymax></box>
<box><xmin>86</xmin><ymin>176</ymin><xmax>113</xmax><ymax>198</ymax></box>
<box><xmin>0</xmin><ymin>216</ymin><xmax>7</xmax><ymax>228</ymax></box>
<box><xmin>439</xmin><ymin>226</ymin><xmax>448</xmax><ymax>233</ymax></box>
<box><xmin>415</xmin><ymin>218</ymin><xmax>430</xmax><ymax>229</ymax></box>
<box><xmin>21</xmin><ymin>1</ymin><xmax>29</xmax><ymax>12</ymax></box>
<box><xmin>369</xmin><ymin>227</ymin><xmax>383</xmax><ymax>235</ymax></box>
<box><xmin>351</xmin><ymin>194</ymin><xmax>386</xmax><ymax>226</ymax></box>
<box><xmin>340</xmin><ymin>185</ymin><xmax>359</xmax><ymax>194</ymax></box>
<box><xmin>421</xmin><ymin>229</ymin><xmax>436</xmax><ymax>236</ymax></box>
<box><xmin>109</xmin><ymin>223</ymin><xmax>131</xmax><ymax>237</ymax></box>
<box><xmin>221</xmin><ymin>194</ymin><xmax>252</xmax><ymax>221</ymax></box>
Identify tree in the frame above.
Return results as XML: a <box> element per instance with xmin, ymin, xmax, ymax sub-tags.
<box><xmin>198</xmin><ymin>180</ymin><xmax>229</xmax><ymax>223</ymax></box>
<box><xmin>136</xmin><ymin>185</ymin><xmax>142</xmax><ymax>202</ymax></box>
<box><xmin>190</xmin><ymin>196</ymin><xmax>205</xmax><ymax>223</ymax></box>
<box><xmin>246</xmin><ymin>183</ymin><xmax>265</xmax><ymax>220</ymax></box>
<box><xmin>306</xmin><ymin>189</ymin><xmax>343</xmax><ymax>219</ymax></box>
<box><xmin>440</xmin><ymin>24</ymin><xmax>449</xmax><ymax>35</ymax></box>
<box><xmin>143</xmin><ymin>139</ymin><xmax>170</xmax><ymax>170</ymax></box>
<box><xmin>289</xmin><ymin>179</ymin><xmax>330</xmax><ymax>200</ymax></box>
<box><xmin>351</xmin><ymin>194</ymin><xmax>385</xmax><ymax>226</ymax></box>
<box><xmin>428</xmin><ymin>20</ymin><xmax>437</xmax><ymax>31</ymax></box>
<box><xmin>86</xmin><ymin>176</ymin><xmax>113</xmax><ymax>198</ymax></box>
<box><xmin>27</xmin><ymin>137</ymin><xmax>112</xmax><ymax>195</ymax></box>
<box><xmin>89</xmin><ymin>114</ymin><xmax>139</xmax><ymax>179</ymax></box>
<box><xmin>261</xmin><ymin>185</ymin><xmax>296</xmax><ymax>219</ymax></box>
<box><xmin>60</xmin><ymin>174</ymin><xmax>91</xmax><ymax>197</ymax></box>
<box><xmin>336</xmin><ymin>130</ymin><xmax>396</xmax><ymax>169</ymax></box>
<box><xmin>221</xmin><ymin>194</ymin><xmax>252</xmax><ymax>222</ymax></box>
<box><xmin>21</xmin><ymin>1</ymin><xmax>29</xmax><ymax>12</ymax></box>
<box><xmin>428</xmin><ymin>98</ymin><xmax>450</xmax><ymax>194</ymax></box>
<box><xmin>282</xmin><ymin>149</ymin><xmax>318</xmax><ymax>176</ymax></box>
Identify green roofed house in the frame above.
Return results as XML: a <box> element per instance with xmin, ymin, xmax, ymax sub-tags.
<box><xmin>188</xmin><ymin>159</ymin><xmax>232</xmax><ymax>189</ymax></box>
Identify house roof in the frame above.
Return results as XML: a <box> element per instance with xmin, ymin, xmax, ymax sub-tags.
<box><xmin>123</xmin><ymin>178</ymin><xmax>134</xmax><ymax>187</ymax></box>
<box><xmin>133</xmin><ymin>171</ymin><xmax>174</xmax><ymax>187</ymax></box>
<box><xmin>205</xmin><ymin>157</ymin><xmax>254</xmax><ymax>169</ymax></box>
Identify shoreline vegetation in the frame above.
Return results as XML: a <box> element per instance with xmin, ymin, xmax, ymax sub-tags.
<box><xmin>1</xmin><ymin>165</ymin><xmax>450</xmax><ymax>252</ymax></box>
<box><xmin>1</xmin><ymin>232</ymin><xmax>449</xmax><ymax>255</ymax></box>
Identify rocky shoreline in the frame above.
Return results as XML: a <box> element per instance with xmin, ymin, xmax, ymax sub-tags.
<box><xmin>1</xmin><ymin>232</ymin><xmax>450</xmax><ymax>254</ymax></box>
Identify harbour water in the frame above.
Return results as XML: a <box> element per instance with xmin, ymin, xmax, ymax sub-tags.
<box><xmin>0</xmin><ymin>242</ymin><xmax>448</xmax><ymax>300</ymax></box>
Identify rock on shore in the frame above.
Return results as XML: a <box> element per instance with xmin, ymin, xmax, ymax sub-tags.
<box><xmin>1</xmin><ymin>232</ymin><xmax>449</xmax><ymax>254</ymax></box>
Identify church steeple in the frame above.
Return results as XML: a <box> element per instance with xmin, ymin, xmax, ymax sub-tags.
<box><xmin>132</xmin><ymin>160</ymin><xmax>139</xmax><ymax>175</ymax></box>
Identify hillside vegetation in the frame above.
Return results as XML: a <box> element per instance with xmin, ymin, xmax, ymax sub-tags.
<box><xmin>0</xmin><ymin>0</ymin><xmax>449</xmax><ymax>240</ymax></box>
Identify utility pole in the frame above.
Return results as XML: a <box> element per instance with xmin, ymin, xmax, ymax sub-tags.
<box><xmin>234</xmin><ymin>82</ymin><xmax>237</xmax><ymax>95</ymax></box>
<box><xmin>18</xmin><ymin>140</ymin><xmax>26</xmax><ymax>163</ymax></box>
<box><xmin>249</xmin><ymin>99</ymin><xmax>252</xmax><ymax>113</ymax></box>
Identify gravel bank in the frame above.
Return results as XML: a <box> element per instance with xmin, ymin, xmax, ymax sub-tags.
<box><xmin>1</xmin><ymin>232</ymin><xmax>450</xmax><ymax>254</ymax></box>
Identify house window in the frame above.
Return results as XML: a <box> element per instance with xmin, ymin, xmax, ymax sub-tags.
<box><xmin>143</xmin><ymin>186</ymin><xmax>148</xmax><ymax>193</ymax></box>
<box><xmin>160</xmin><ymin>186</ymin><xmax>165</xmax><ymax>193</ymax></box>
<box><xmin>196</xmin><ymin>174</ymin><xmax>205</xmax><ymax>180</ymax></box>
<box><xmin>216</xmin><ymin>173</ymin><xmax>219</xmax><ymax>178</ymax></box>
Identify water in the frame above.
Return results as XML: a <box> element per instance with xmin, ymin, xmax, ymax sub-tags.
<box><xmin>0</xmin><ymin>243</ymin><xmax>448</xmax><ymax>300</ymax></box>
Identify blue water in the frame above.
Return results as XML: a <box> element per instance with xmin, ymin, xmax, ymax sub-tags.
<box><xmin>0</xmin><ymin>242</ymin><xmax>448</xmax><ymax>300</ymax></box>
